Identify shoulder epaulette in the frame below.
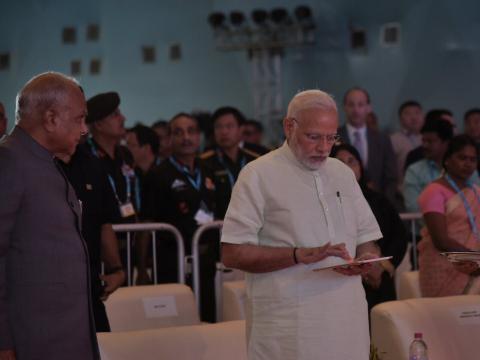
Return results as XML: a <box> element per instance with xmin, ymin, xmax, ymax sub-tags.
<box><xmin>200</xmin><ymin>150</ymin><xmax>215</xmax><ymax>160</ymax></box>
<box><xmin>242</xmin><ymin>148</ymin><xmax>260</xmax><ymax>158</ymax></box>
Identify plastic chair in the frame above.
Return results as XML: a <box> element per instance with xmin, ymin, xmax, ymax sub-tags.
<box><xmin>104</xmin><ymin>283</ymin><xmax>200</xmax><ymax>331</ymax></box>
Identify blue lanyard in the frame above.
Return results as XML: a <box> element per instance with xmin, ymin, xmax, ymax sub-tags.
<box><xmin>169</xmin><ymin>156</ymin><xmax>202</xmax><ymax>191</ymax></box>
<box><xmin>133</xmin><ymin>174</ymin><xmax>141</xmax><ymax>209</ymax></box>
<box><xmin>427</xmin><ymin>160</ymin><xmax>440</xmax><ymax>182</ymax></box>
<box><xmin>216</xmin><ymin>150</ymin><xmax>246</xmax><ymax>188</ymax></box>
<box><xmin>445</xmin><ymin>174</ymin><xmax>480</xmax><ymax>237</ymax></box>
<box><xmin>88</xmin><ymin>137</ymin><xmax>139</xmax><ymax>207</ymax></box>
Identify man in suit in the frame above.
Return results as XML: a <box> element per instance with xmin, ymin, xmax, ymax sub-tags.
<box><xmin>338</xmin><ymin>87</ymin><xmax>398</xmax><ymax>204</ymax></box>
<box><xmin>0</xmin><ymin>72</ymin><xmax>99</xmax><ymax>359</ymax></box>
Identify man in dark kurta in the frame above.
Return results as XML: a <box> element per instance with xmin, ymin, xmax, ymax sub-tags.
<box><xmin>0</xmin><ymin>72</ymin><xmax>99</xmax><ymax>359</ymax></box>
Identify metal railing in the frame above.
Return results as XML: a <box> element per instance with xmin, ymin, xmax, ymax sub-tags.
<box><xmin>399</xmin><ymin>212</ymin><xmax>422</xmax><ymax>270</ymax></box>
<box><xmin>111</xmin><ymin>213</ymin><xmax>423</xmax><ymax>319</ymax></box>
<box><xmin>112</xmin><ymin>222</ymin><xmax>185</xmax><ymax>286</ymax></box>
<box><xmin>191</xmin><ymin>220</ymin><xmax>224</xmax><ymax>314</ymax></box>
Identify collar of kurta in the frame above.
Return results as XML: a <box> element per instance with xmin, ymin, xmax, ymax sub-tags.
<box><xmin>280</xmin><ymin>141</ymin><xmax>327</xmax><ymax>175</ymax></box>
<box><xmin>11</xmin><ymin>126</ymin><xmax>54</xmax><ymax>162</ymax></box>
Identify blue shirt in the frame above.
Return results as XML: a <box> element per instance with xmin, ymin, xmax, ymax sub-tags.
<box><xmin>404</xmin><ymin>159</ymin><xmax>480</xmax><ymax>213</ymax></box>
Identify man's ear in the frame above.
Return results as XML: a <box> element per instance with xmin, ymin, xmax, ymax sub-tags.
<box><xmin>283</xmin><ymin>117</ymin><xmax>293</xmax><ymax>138</ymax></box>
<box><xmin>43</xmin><ymin>108</ymin><xmax>58</xmax><ymax>133</ymax></box>
<box><xmin>91</xmin><ymin>120</ymin><xmax>102</xmax><ymax>132</ymax></box>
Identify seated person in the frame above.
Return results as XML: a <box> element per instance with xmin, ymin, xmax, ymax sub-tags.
<box><xmin>332</xmin><ymin>144</ymin><xmax>408</xmax><ymax>311</ymax></box>
<box><xmin>418</xmin><ymin>135</ymin><xmax>480</xmax><ymax>297</ymax></box>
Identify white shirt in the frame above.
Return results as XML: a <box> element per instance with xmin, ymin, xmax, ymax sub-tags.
<box><xmin>221</xmin><ymin>142</ymin><xmax>382</xmax><ymax>360</ymax></box>
<box><xmin>346</xmin><ymin>123</ymin><xmax>368</xmax><ymax>165</ymax></box>
<box><xmin>390</xmin><ymin>129</ymin><xmax>422</xmax><ymax>182</ymax></box>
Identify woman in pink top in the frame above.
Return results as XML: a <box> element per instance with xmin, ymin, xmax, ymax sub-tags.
<box><xmin>418</xmin><ymin>135</ymin><xmax>480</xmax><ymax>296</ymax></box>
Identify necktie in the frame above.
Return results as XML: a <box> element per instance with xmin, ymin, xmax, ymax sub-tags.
<box><xmin>353</xmin><ymin>131</ymin><xmax>366</xmax><ymax>165</ymax></box>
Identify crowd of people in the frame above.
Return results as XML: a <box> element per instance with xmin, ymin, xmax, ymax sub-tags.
<box><xmin>1</xmin><ymin>72</ymin><xmax>480</xmax><ymax>359</ymax></box>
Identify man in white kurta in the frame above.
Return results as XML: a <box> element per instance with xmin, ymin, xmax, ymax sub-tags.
<box><xmin>221</xmin><ymin>90</ymin><xmax>382</xmax><ymax>360</ymax></box>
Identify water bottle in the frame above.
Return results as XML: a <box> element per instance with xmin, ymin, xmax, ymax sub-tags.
<box><xmin>409</xmin><ymin>332</ymin><xmax>428</xmax><ymax>360</ymax></box>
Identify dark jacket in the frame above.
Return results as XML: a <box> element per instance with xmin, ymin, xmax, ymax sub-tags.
<box><xmin>338</xmin><ymin>125</ymin><xmax>398</xmax><ymax>203</ymax></box>
<box><xmin>0</xmin><ymin>127</ymin><xmax>99</xmax><ymax>359</ymax></box>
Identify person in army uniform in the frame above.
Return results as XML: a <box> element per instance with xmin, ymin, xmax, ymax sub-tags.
<box><xmin>85</xmin><ymin>92</ymin><xmax>139</xmax><ymax>222</ymax></box>
<box><xmin>201</xmin><ymin>106</ymin><xmax>260</xmax><ymax>218</ymax></box>
<box><xmin>139</xmin><ymin>113</ymin><xmax>218</xmax><ymax>321</ymax></box>
<box><xmin>85</xmin><ymin>92</ymin><xmax>139</xmax><ymax>281</ymax></box>
<box><xmin>60</xmin><ymin>143</ymin><xmax>125</xmax><ymax>332</ymax></box>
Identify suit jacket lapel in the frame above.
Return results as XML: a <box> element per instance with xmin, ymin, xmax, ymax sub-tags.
<box><xmin>339</xmin><ymin>126</ymin><xmax>350</xmax><ymax>145</ymax></box>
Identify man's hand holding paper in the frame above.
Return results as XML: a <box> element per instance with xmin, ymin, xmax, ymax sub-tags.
<box><xmin>296</xmin><ymin>242</ymin><xmax>351</xmax><ymax>264</ymax></box>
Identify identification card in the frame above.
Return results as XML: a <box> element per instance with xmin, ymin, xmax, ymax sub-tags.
<box><xmin>119</xmin><ymin>202</ymin><xmax>136</xmax><ymax>218</ymax></box>
<box><xmin>194</xmin><ymin>208</ymin><xmax>214</xmax><ymax>225</ymax></box>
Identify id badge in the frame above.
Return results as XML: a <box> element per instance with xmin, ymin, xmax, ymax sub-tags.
<box><xmin>194</xmin><ymin>208</ymin><xmax>214</xmax><ymax>225</ymax></box>
<box><xmin>119</xmin><ymin>202</ymin><xmax>136</xmax><ymax>218</ymax></box>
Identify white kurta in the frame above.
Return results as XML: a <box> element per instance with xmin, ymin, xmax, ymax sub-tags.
<box><xmin>221</xmin><ymin>142</ymin><xmax>382</xmax><ymax>360</ymax></box>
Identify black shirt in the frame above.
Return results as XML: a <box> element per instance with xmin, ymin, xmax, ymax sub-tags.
<box><xmin>135</xmin><ymin>157</ymin><xmax>162</xmax><ymax>221</ymax></box>
<box><xmin>61</xmin><ymin>144</ymin><xmax>118</xmax><ymax>297</ymax></box>
<box><xmin>242</xmin><ymin>141</ymin><xmax>271</xmax><ymax>155</ymax></box>
<box><xmin>201</xmin><ymin>147</ymin><xmax>259</xmax><ymax>219</ymax></box>
<box><xmin>85</xmin><ymin>137</ymin><xmax>138</xmax><ymax>223</ymax></box>
<box><xmin>361</xmin><ymin>185</ymin><xmax>408</xmax><ymax>311</ymax></box>
<box><xmin>143</xmin><ymin>156</ymin><xmax>216</xmax><ymax>253</ymax></box>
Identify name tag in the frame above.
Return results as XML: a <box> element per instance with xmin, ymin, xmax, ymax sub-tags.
<box><xmin>452</xmin><ymin>305</ymin><xmax>480</xmax><ymax>325</ymax></box>
<box><xmin>142</xmin><ymin>296</ymin><xmax>178</xmax><ymax>318</ymax></box>
<box><xmin>119</xmin><ymin>202</ymin><xmax>136</xmax><ymax>218</ymax></box>
<box><xmin>194</xmin><ymin>208</ymin><xmax>214</xmax><ymax>225</ymax></box>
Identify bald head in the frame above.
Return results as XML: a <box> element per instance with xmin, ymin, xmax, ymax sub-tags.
<box><xmin>16</xmin><ymin>72</ymin><xmax>81</xmax><ymax>127</ymax></box>
<box><xmin>15</xmin><ymin>72</ymin><xmax>87</xmax><ymax>156</ymax></box>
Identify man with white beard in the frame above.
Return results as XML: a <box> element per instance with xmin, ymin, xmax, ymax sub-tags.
<box><xmin>221</xmin><ymin>89</ymin><xmax>383</xmax><ymax>360</ymax></box>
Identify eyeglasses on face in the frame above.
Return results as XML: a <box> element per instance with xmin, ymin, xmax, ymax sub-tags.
<box><xmin>290</xmin><ymin>117</ymin><xmax>341</xmax><ymax>144</ymax></box>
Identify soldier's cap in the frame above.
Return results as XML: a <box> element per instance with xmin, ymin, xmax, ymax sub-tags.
<box><xmin>86</xmin><ymin>91</ymin><xmax>120</xmax><ymax>124</ymax></box>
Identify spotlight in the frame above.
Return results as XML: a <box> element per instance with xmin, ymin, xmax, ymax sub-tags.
<box><xmin>251</xmin><ymin>9</ymin><xmax>268</xmax><ymax>25</ymax></box>
<box><xmin>294</xmin><ymin>5</ymin><xmax>315</xmax><ymax>43</ymax></box>
<box><xmin>294</xmin><ymin>5</ymin><xmax>312</xmax><ymax>22</ymax></box>
<box><xmin>270</xmin><ymin>8</ymin><xmax>289</xmax><ymax>25</ymax></box>
<box><xmin>230</xmin><ymin>11</ymin><xmax>245</xmax><ymax>27</ymax></box>
<box><xmin>208</xmin><ymin>12</ymin><xmax>227</xmax><ymax>29</ymax></box>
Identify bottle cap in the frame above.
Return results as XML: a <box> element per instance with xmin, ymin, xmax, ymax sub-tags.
<box><xmin>414</xmin><ymin>332</ymin><xmax>423</xmax><ymax>339</ymax></box>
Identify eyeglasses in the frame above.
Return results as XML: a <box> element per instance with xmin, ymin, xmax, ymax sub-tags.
<box><xmin>290</xmin><ymin>117</ymin><xmax>341</xmax><ymax>144</ymax></box>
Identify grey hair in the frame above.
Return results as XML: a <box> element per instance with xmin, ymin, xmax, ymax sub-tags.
<box><xmin>286</xmin><ymin>89</ymin><xmax>337</xmax><ymax>120</ymax></box>
<box><xmin>15</xmin><ymin>71</ymin><xmax>79</xmax><ymax>125</ymax></box>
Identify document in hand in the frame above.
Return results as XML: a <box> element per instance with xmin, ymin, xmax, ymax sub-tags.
<box><xmin>311</xmin><ymin>256</ymin><xmax>393</xmax><ymax>272</ymax></box>
<box><xmin>441</xmin><ymin>251</ymin><xmax>480</xmax><ymax>264</ymax></box>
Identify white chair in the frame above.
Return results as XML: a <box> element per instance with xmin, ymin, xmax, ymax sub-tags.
<box><xmin>371</xmin><ymin>295</ymin><xmax>480</xmax><ymax>360</ymax></box>
<box><xmin>397</xmin><ymin>270</ymin><xmax>422</xmax><ymax>300</ymax></box>
<box><xmin>104</xmin><ymin>283</ymin><xmax>200</xmax><ymax>332</ymax></box>
<box><xmin>222</xmin><ymin>280</ymin><xmax>246</xmax><ymax>321</ymax></box>
<box><xmin>98</xmin><ymin>320</ymin><xmax>247</xmax><ymax>360</ymax></box>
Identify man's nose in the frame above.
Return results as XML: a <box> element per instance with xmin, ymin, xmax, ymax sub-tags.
<box><xmin>316</xmin><ymin>137</ymin><xmax>330</xmax><ymax>151</ymax></box>
<box><xmin>80</xmin><ymin>121</ymin><xmax>89</xmax><ymax>136</ymax></box>
<box><xmin>181</xmin><ymin>133</ymin><xmax>192</xmax><ymax>142</ymax></box>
